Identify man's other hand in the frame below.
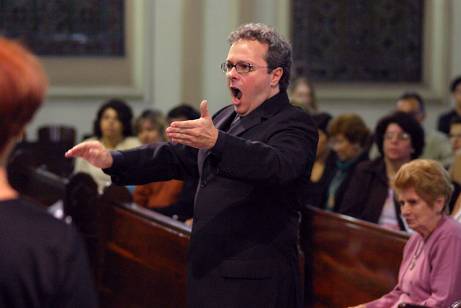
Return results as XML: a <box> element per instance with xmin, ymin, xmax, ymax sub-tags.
<box><xmin>65</xmin><ymin>140</ymin><xmax>114</xmax><ymax>169</ymax></box>
<box><xmin>166</xmin><ymin>100</ymin><xmax>218</xmax><ymax>149</ymax></box>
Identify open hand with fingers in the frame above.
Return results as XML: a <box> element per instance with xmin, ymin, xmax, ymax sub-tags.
<box><xmin>166</xmin><ymin>100</ymin><xmax>218</xmax><ymax>149</ymax></box>
<box><xmin>65</xmin><ymin>140</ymin><xmax>114</xmax><ymax>169</ymax></box>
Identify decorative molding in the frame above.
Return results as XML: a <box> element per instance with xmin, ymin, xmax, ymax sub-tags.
<box><xmin>46</xmin><ymin>0</ymin><xmax>148</xmax><ymax>100</ymax></box>
<box><xmin>289</xmin><ymin>0</ymin><xmax>449</xmax><ymax>103</ymax></box>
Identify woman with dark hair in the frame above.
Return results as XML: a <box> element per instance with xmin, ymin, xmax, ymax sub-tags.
<box><xmin>350</xmin><ymin>160</ymin><xmax>461</xmax><ymax>308</ymax></box>
<box><xmin>340</xmin><ymin>112</ymin><xmax>425</xmax><ymax>231</ymax></box>
<box><xmin>74</xmin><ymin>98</ymin><xmax>140</xmax><ymax>192</ymax></box>
<box><xmin>0</xmin><ymin>37</ymin><xmax>97</xmax><ymax>307</ymax></box>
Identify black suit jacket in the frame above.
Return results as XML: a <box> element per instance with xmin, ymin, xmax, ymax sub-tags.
<box><xmin>105</xmin><ymin>91</ymin><xmax>318</xmax><ymax>308</ymax></box>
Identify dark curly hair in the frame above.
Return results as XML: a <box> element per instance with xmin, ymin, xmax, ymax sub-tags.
<box><xmin>93</xmin><ymin>98</ymin><xmax>134</xmax><ymax>138</ymax></box>
<box><xmin>375</xmin><ymin>111</ymin><xmax>425</xmax><ymax>159</ymax></box>
<box><xmin>450</xmin><ymin>76</ymin><xmax>461</xmax><ymax>93</ymax></box>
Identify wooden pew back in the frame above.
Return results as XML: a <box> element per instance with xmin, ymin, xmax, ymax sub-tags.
<box><xmin>302</xmin><ymin>206</ymin><xmax>409</xmax><ymax>307</ymax></box>
<box><xmin>97</xmin><ymin>186</ymin><xmax>190</xmax><ymax>308</ymax></box>
<box><xmin>8</xmin><ymin>149</ymin><xmax>68</xmax><ymax>207</ymax></box>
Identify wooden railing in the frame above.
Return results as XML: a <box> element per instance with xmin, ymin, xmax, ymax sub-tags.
<box><xmin>302</xmin><ymin>206</ymin><xmax>409</xmax><ymax>307</ymax></box>
<box><xmin>96</xmin><ymin>186</ymin><xmax>190</xmax><ymax>308</ymax></box>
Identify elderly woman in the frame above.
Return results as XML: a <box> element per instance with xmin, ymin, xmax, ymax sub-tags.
<box><xmin>340</xmin><ymin>112</ymin><xmax>425</xmax><ymax>231</ymax></box>
<box><xmin>74</xmin><ymin>98</ymin><xmax>140</xmax><ymax>192</ymax></box>
<box><xmin>351</xmin><ymin>159</ymin><xmax>461</xmax><ymax>308</ymax></box>
<box><xmin>0</xmin><ymin>38</ymin><xmax>97</xmax><ymax>306</ymax></box>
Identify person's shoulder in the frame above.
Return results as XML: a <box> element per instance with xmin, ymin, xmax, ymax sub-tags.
<box><xmin>356</xmin><ymin>157</ymin><xmax>380</xmax><ymax>173</ymax></box>
<box><xmin>439</xmin><ymin>109</ymin><xmax>457</xmax><ymax>120</ymax></box>
<box><xmin>439</xmin><ymin>216</ymin><xmax>461</xmax><ymax>238</ymax></box>
<box><xmin>274</xmin><ymin>103</ymin><xmax>315</xmax><ymax>127</ymax></box>
<box><xmin>427</xmin><ymin>129</ymin><xmax>448</xmax><ymax>142</ymax></box>
<box><xmin>0</xmin><ymin>198</ymin><xmax>77</xmax><ymax>244</ymax></box>
<box><xmin>118</xmin><ymin>137</ymin><xmax>141</xmax><ymax>149</ymax></box>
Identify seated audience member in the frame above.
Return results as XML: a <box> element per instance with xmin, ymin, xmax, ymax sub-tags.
<box><xmin>449</xmin><ymin>119</ymin><xmax>461</xmax><ymax>191</ymax></box>
<box><xmin>288</xmin><ymin>76</ymin><xmax>318</xmax><ymax>114</ymax></box>
<box><xmin>305</xmin><ymin>112</ymin><xmax>334</xmax><ymax>208</ymax></box>
<box><xmin>74</xmin><ymin>98</ymin><xmax>140</xmax><ymax>192</ymax></box>
<box><xmin>150</xmin><ymin>104</ymin><xmax>200</xmax><ymax>223</ymax></box>
<box><xmin>449</xmin><ymin>118</ymin><xmax>461</xmax><ymax>156</ymax></box>
<box><xmin>396</xmin><ymin>92</ymin><xmax>452</xmax><ymax>166</ymax></box>
<box><xmin>437</xmin><ymin>75</ymin><xmax>461</xmax><ymax>135</ymax></box>
<box><xmin>0</xmin><ymin>37</ymin><xmax>97</xmax><ymax>307</ymax></box>
<box><xmin>340</xmin><ymin>112</ymin><xmax>425</xmax><ymax>231</ymax></box>
<box><xmin>132</xmin><ymin>110</ymin><xmax>184</xmax><ymax>209</ymax></box>
<box><xmin>324</xmin><ymin>114</ymin><xmax>370</xmax><ymax>211</ymax></box>
<box><xmin>350</xmin><ymin>159</ymin><xmax>461</xmax><ymax>308</ymax></box>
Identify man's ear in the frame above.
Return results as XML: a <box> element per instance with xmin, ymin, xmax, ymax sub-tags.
<box><xmin>270</xmin><ymin>67</ymin><xmax>283</xmax><ymax>88</ymax></box>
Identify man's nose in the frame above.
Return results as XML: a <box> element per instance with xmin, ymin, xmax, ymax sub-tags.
<box><xmin>226</xmin><ymin>66</ymin><xmax>239</xmax><ymax>78</ymax></box>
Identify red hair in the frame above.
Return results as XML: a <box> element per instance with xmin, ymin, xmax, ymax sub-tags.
<box><xmin>0</xmin><ymin>37</ymin><xmax>47</xmax><ymax>152</ymax></box>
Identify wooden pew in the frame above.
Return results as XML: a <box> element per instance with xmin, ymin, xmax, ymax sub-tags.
<box><xmin>11</xmin><ymin>140</ymin><xmax>75</xmax><ymax>178</ymax></box>
<box><xmin>302</xmin><ymin>206</ymin><xmax>409</xmax><ymax>308</ymax></box>
<box><xmin>96</xmin><ymin>185</ymin><xmax>191</xmax><ymax>308</ymax></box>
<box><xmin>7</xmin><ymin>149</ymin><xmax>68</xmax><ymax>207</ymax></box>
<box><xmin>93</xmin><ymin>186</ymin><xmax>409</xmax><ymax>308</ymax></box>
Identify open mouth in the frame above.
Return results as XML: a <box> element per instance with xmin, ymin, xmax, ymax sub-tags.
<box><xmin>230</xmin><ymin>87</ymin><xmax>242</xmax><ymax>99</ymax></box>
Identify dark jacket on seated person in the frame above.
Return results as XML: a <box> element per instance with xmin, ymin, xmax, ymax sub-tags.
<box><xmin>305</xmin><ymin>150</ymin><xmax>368</xmax><ymax>212</ymax></box>
<box><xmin>339</xmin><ymin>157</ymin><xmax>406</xmax><ymax>230</ymax></box>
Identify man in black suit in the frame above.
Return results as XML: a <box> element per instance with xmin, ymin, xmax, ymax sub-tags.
<box><xmin>66</xmin><ymin>23</ymin><xmax>317</xmax><ymax>308</ymax></box>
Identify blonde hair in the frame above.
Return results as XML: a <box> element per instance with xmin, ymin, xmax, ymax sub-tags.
<box><xmin>392</xmin><ymin>159</ymin><xmax>453</xmax><ymax>209</ymax></box>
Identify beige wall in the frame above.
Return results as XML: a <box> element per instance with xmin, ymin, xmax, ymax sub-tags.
<box><xmin>27</xmin><ymin>0</ymin><xmax>461</xmax><ymax>140</ymax></box>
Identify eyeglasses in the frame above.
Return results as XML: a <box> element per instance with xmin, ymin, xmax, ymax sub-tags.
<box><xmin>220</xmin><ymin>61</ymin><xmax>269</xmax><ymax>74</ymax></box>
<box><xmin>384</xmin><ymin>132</ymin><xmax>411</xmax><ymax>141</ymax></box>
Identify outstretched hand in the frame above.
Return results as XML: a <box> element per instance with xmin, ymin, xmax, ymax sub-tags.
<box><xmin>166</xmin><ymin>100</ymin><xmax>218</xmax><ymax>149</ymax></box>
<box><xmin>65</xmin><ymin>140</ymin><xmax>113</xmax><ymax>169</ymax></box>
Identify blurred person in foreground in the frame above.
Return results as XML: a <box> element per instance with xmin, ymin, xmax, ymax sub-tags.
<box><xmin>350</xmin><ymin>159</ymin><xmax>461</xmax><ymax>308</ymax></box>
<box><xmin>65</xmin><ymin>23</ymin><xmax>317</xmax><ymax>307</ymax></box>
<box><xmin>0</xmin><ymin>37</ymin><xmax>97</xmax><ymax>308</ymax></box>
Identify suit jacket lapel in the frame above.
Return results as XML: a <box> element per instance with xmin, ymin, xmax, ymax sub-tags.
<box><xmin>227</xmin><ymin>114</ymin><xmax>261</xmax><ymax>136</ymax></box>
